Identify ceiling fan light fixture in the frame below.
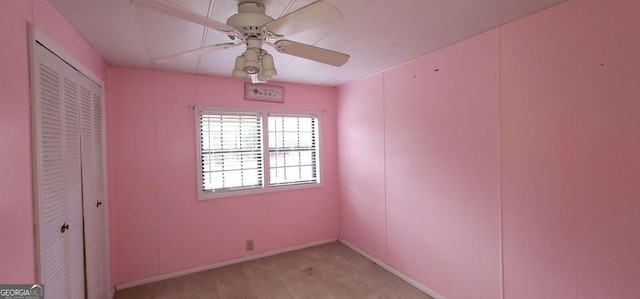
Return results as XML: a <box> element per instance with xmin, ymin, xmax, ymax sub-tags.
<box><xmin>256</xmin><ymin>71</ymin><xmax>270</xmax><ymax>83</ymax></box>
<box><xmin>243</xmin><ymin>48</ymin><xmax>261</xmax><ymax>74</ymax></box>
<box><xmin>259</xmin><ymin>53</ymin><xmax>277</xmax><ymax>78</ymax></box>
<box><xmin>232</xmin><ymin>55</ymin><xmax>248</xmax><ymax>78</ymax></box>
<box><xmin>244</xmin><ymin>65</ymin><xmax>259</xmax><ymax>74</ymax></box>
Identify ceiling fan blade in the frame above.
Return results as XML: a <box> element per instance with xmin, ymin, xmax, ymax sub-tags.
<box><xmin>154</xmin><ymin>42</ymin><xmax>241</xmax><ymax>63</ymax></box>
<box><xmin>131</xmin><ymin>0</ymin><xmax>235</xmax><ymax>33</ymax></box>
<box><xmin>265</xmin><ymin>1</ymin><xmax>342</xmax><ymax>36</ymax></box>
<box><xmin>272</xmin><ymin>40</ymin><xmax>349</xmax><ymax>67</ymax></box>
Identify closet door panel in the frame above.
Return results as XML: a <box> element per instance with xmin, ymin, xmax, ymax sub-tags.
<box><xmin>34</xmin><ymin>43</ymin><xmax>85</xmax><ymax>299</ymax></box>
<box><xmin>63</xmin><ymin>73</ymin><xmax>84</xmax><ymax>299</ymax></box>
<box><xmin>92</xmin><ymin>90</ymin><xmax>109</xmax><ymax>299</ymax></box>
<box><xmin>81</xmin><ymin>84</ymin><xmax>98</xmax><ymax>298</ymax></box>
<box><xmin>80</xmin><ymin>78</ymin><xmax>108</xmax><ymax>299</ymax></box>
<box><xmin>36</xmin><ymin>45</ymin><xmax>67</xmax><ymax>299</ymax></box>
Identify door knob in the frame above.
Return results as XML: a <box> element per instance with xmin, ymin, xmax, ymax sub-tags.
<box><xmin>60</xmin><ymin>223</ymin><xmax>69</xmax><ymax>233</ymax></box>
<box><xmin>96</xmin><ymin>201</ymin><xmax>102</xmax><ymax>207</ymax></box>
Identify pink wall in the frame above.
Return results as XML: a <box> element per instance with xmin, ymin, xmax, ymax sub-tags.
<box><xmin>0</xmin><ymin>0</ymin><xmax>106</xmax><ymax>283</ymax></box>
<box><xmin>337</xmin><ymin>74</ymin><xmax>387</xmax><ymax>261</ymax></box>
<box><xmin>107</xmin><ymin>68</ymin><xmax>340</xmax><ymax>285</ymax></box>
<box><xmin>500</xmin><ymin>0</ymin><xmax>640</xmax><ymax>298</ymax></box>
<box><xmin>384</xmin><ymin>31</ymin><xmax>501</xmax><ymax>299</ymax></box>
<box><xmin>337</xmin><ymin>0</ymin><xmax>639</xmax><ymax>298</ymax></box>
<box><xmin>339</xmin><ymin>31</ymin><xmax>501</xmax><ymax>299</ymax></box>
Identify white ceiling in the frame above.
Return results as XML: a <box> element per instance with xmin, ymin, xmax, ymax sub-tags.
<box><xmin>47</xmin><ymin>0</ymin><xmax>564</xmax><ymax>87</ymax></box>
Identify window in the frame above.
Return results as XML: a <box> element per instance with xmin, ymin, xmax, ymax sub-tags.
<box><xmin>200</xmin><ymin>113</ymin><xmax>263</xmax><ymax>193</ymax></box>
<box><xmin>197</xmin><ymin>108</ymin><xmax>320</xmax><ymax>199</ymax></box>
<box><xmin>269</xmin><ymin>116</ymin><xmax>318</xmax><ymax>186</ymax></box>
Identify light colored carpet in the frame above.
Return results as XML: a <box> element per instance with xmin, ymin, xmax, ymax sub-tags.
<box><xmin>113</xmin><ymin>241</ymin><xmax>434</xmax><ymax>299</ymax></box>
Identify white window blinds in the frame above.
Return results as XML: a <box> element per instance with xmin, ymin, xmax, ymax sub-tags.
<box><xmin>200</xmin><ymin>113</ymin><xmax>264</xmax><ymax>193</ymax></box>
<box><xmin>268</xmin><ymin>115</ymin><xmax>319</xmax><ymax>186</ymax></box>
<box><xmin>197</xmin><ymin>108</ymin><xmax>321</xmax><ymax>199</ymax></box>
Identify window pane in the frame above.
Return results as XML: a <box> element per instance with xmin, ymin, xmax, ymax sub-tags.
<box><xmin>273</xmin><ymin>132</ymin><xmax>284</xmax><ymax>148</ymax></box>
<box><xmin>268</xmin><ymin>115</ymin><xmax>319</xmax><ymax>186</ymax></box>
<box><xmin>283</xmin><ymin>117</ymin><xmax>298</xmax><ymax>131</ymax></box>
<box><xmin>243</xmin><ymin>169</ymin><xmax>259</xmax><ymax>186</ymax></box>
<box><xmin>283</xmin><ymin>132</ymin><xmax>298</xmax><ymax>147</ymax></box>
<box><xmin>300</xmin><ymin>151</ymin><xmax>312</xmax><ymax>165</ymax></box>
<box><xmin>298</xmin><ymin>118</ymin><xmax>312</xmax><ymax>131</ymax></box>
<box><xmin>300</xmin><ymin>166</ymin><xmax>313</xmax><ymax>181</ymax></box>
<box><xmin>272</xmin><ymin>152</ymin><xmax>283</xmax><ymax>166</ymax></box>
<box><xmin>285</xmin><ymin>166</ymin><xmax>301</xmax><ymax>182</ymax></box>
<box><xmin>200</xmin><ymin>113</ymin><xmax>263</xmax><ymax>193</ymax></box>
<box><xmin>270</xmin><ymin>167</ymin><xmax>285</xmax><ymax>184</ymax></box>
<box><xmin>286</xmin><ymin>152</ymin><xmax>301</xmax><ymax>166</ymax></box>
<box><xmin>268</xmin><ymin>132</ymin><xmax>276</xmax><ymax>148</ymax></box>
<box><xmin>224</xmin><ymin>170</ymin><xmax>242</xmax><ymax>188</ymax></box>
<box><xmin>298</xmin><ymin>132</ymin><xmax>313</xmax><ymax>147</ymax></box>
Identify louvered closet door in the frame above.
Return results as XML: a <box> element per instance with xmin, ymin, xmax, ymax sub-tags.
<box><xmin>65</xmin><ymin>74</ymin><xmax>85</xmax><ymax>299</ymax></box>
<box><xmin>80</xmin><ymin>75</ymin><xmax>109</xmax><ymax>299</ymax></box>
<box><xmin>33</xmin><ymin>43</ymin><xmax>85</xmax><ymax>299</ymax></box>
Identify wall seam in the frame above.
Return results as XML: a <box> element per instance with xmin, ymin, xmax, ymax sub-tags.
<box><xmin>334</xmin><ymin>86</ymin><xmax>341</xmax><ymax>242</ymax></box>
<box><xmin>497</xmin><ymin>28</ymin><xmax>505</xmax><ymax>299</ymax></box>
<box><xmin>382</xmin><ymin>73</ymin><xmax>388</xmax><ymax>263</ymax></box>
<box><xmin>153</xmin><ymin>71</ymin><xmax>161</xmax><ymax>277</ymax></box>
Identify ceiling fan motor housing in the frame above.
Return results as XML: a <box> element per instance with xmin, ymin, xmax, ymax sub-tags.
<box><xmin>226</xmin><ymin>2</ymin><xmax>274</xmax><ymax>38</ymax></box>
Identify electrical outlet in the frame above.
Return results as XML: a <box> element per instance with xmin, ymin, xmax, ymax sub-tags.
<box><xmin>246</xmin><ymin>239</ymin><xmax>254</xmax><ymax>251</ymax></box>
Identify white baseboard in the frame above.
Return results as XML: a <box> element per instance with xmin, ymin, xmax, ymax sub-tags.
<box><xmin>115</xmin><ymin>238</ymin><xmax>337</xmax><ymax>290</ymax></box>
<box><xmin>338</xmin><ymin>239</ymin><xmax>446</xmax><ymax>299</ymax></box>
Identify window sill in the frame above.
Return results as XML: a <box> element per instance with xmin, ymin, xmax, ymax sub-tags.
<box><xmin>198</xmin><ymin>182</ymin><xmax>323</xmax><ymax>200</ymax></box>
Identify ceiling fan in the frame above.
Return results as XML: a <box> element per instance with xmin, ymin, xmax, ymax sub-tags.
<box><xmin>131</xmin><ymin>0</ymin><xmax>350</xmax><ymax>83</ymax></box>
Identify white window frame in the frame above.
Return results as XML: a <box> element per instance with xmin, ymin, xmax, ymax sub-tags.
<box><xmin>195</xmin><ymin>106</ymin><xmax>322</xmax><ymax>200</ymax></box>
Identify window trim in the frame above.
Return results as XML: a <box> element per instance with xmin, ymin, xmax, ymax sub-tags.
<box><xmin>195</xmin><ymin>106</ymin><xmax>323</xmax><ymax>200</ymax></box>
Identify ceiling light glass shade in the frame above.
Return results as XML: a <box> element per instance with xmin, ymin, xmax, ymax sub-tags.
<box><xmin>243</xmin><ymin>48</ymin><xmax>260</xmax><ymax>74</ymax></box>
<box><xmin>232</xmin><ymin>55</ymin><xmax>248</xmax><ymax>78</ymax></box>
<box><xmin>260</xmin><ymin>53</ymin><xmax>277</xmax><ymax>78</ymax></box>
<box><xmin>257</xmin><ymin>71</ymin><xmax>270</xmax><ymax>83</ymax></box>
